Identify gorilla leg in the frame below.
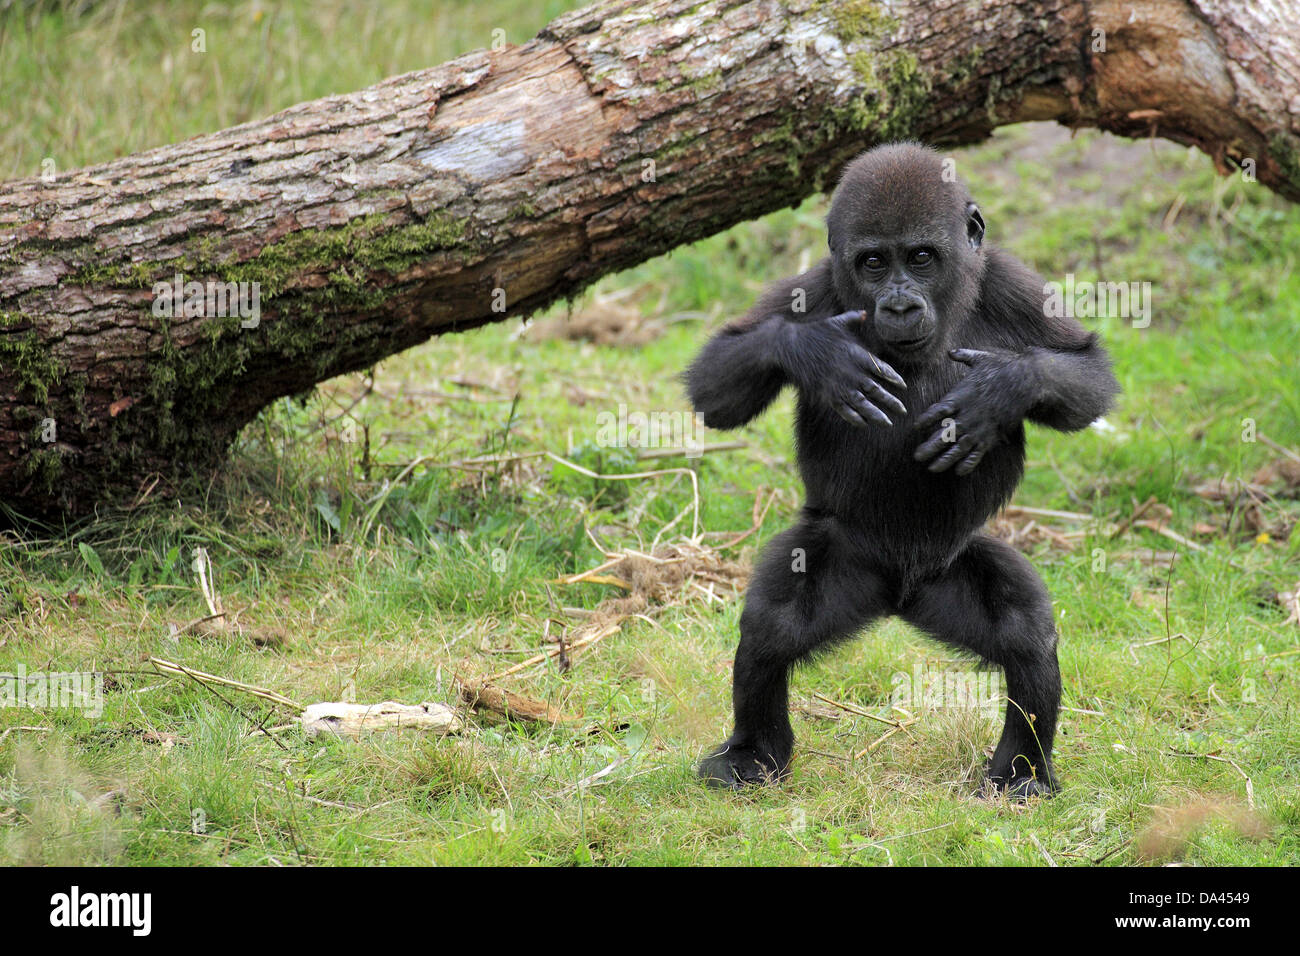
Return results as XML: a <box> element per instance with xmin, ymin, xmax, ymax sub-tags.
<box><xmin>699</xmin><ymin>512</ymin><xmax>890</xmax><ymax>788</ymax></box>
<box><xmin>900</xmin><ymin>534</ymin><xmax>1061</xmax><ymax>797</ymax></box>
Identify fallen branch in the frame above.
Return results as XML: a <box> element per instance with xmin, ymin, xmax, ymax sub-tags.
<box><xmin>455</xmin><ymin>676</ymin><xmax>574</xmax><ymax>724</ymax></box>
<box><xmin>300</xmin><ymin>700</ymin><xmax>463</xmax><ymax>738</ymax></box>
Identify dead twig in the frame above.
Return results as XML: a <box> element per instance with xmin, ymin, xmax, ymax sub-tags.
<box><xmin>812</xmin><ymin>691</ymin><xmax>907</xmax><ymax>727</ymax></box>
<box><xmin>634</xmin><ymin>441</ymin><xmax>747</xmax><ymax>460</ymax></box>
<box><xmin>149</xmin><ymin>656</ymin><xmax>301</xmax><ymax>712</ymax></box>
<box><xmin>1167</xmin><ymin>750</ymin><xmax>1256</xmax><ymax>810</ymax></box>
<box><xmin>1132</xmin><ymin>519</ymin><xmax>1207</xmax><ymax>553</ymax></box>
<box><xmin>1258</xmin><ymin>432</ymin><xmax>1300</xmax><ymax>466</ymax></box>
<box><xmin>156</xmin><ymin>658</ymin><xmax>291</xmax><ymax>752</ymax></box>
<box><xmin>0</xmin><ymin>726</ymin><xmax>51</xmax><ymax>744</ymax></box>
<box><xmin>1028</xmin><ymin>832</ymin><xmax>1058</xmax><ymax>867</ymax></box>
<box><xmin>485</xmin><ymin>620</ymin><xmax>623</xmax><ymax>683</ymax></box>
<box><xmin>557</xmin><ymin>755</ymin><xmax>632</xmax><ymax>796</ymax></box>
<box><xmin>546</xmin><ymin>451</ymin><xmax>700</xmax><ymax>539</ymax></box>
<box><xmin>1110</xmin><ymin>495</ymin><xmax>1160</xmax><ymax>539</ymax></box>
<box><xmin>854</xmin><ymin>718</ymin><xmax>920</xmax><ymax>759</ymax></box>
<box><xmin>1001</xmin><ymin>504</ymin><xmax>1095</xmax><ymax>522</ymax></box>
<box><xmin>713</xmin><ymin>488</ymin><xmax>779</xmax><ymax>551</ymax></box>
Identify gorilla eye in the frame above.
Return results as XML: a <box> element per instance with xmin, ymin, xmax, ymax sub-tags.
<box><xmin>908</xmin><ymin>248</ymin><xmax>936</xmax><ymax>267</ymax></box>
<box><xmin>857</xmin><ymin>253</ymin><xmax>885</xmax><ymax>273</ymax></box>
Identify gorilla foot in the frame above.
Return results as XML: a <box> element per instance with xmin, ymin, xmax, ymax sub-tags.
<box><xmin>698</xmin><ymin>742</ymin><xmax>790</xmax><ymax>789</ymax></box>
<box><xmin>982</xmin><ymin>761</ymin><xmax>1059</xmax><ymax>800</ymax></box>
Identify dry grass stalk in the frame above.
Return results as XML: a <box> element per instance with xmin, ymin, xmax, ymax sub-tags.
<box><xmin>149</xmin><ymin>656</ymin><xmax>301</xmax><ymax>712</ymax></box>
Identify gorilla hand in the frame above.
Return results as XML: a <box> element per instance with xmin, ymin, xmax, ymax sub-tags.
<box><xmin>778</xmin><ymin>310</ymin><xmax>908</xmax><ymax>427</ymax></box>
<box><xmin>913</xmin><ymin>348</ymin><xmax>1039</xmax><ymax>475</ymax></box>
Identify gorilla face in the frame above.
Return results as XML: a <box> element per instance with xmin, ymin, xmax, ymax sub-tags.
<box><xmin>826</xmin><ymin>144</ymin><xmax>987</xmax><ymax>363</ymax></box>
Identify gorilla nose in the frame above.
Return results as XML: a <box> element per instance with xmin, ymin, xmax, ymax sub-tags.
<box><xmin>880</xmin><ymin>298</ymin><xmax>922</xmax><ymax>319</ymax></box>
<box><xmin>876</xmin><ymin>296</ymin><xmax>929</xmax><ymax>347</ymax></box>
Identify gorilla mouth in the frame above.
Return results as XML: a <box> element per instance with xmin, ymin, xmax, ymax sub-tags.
<box><xmin>887</xmin><ymin>335</ymin><xmax>931</xmax><ymax>352</ymax></box>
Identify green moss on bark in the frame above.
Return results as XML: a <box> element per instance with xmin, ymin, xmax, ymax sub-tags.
<box><xmin>1268</xmin><ymin>133</ymin><xmax>1300</xmax><ymax>188</ymax></box>
<box><xmin>0</xmin><ymin>312</ymin><xmax>63</xmax><ymax>404</ymax></box>
<box><xmin>69</xmin><ymin>211</ymin><xmax>470</xmax><ymax>298</ymax></box>
<box><xmin>818</xmin><ymin>0</ymin><xmax>931</xmax><ymax>142</ymax></box>
<box><xmin>120</xmin><ymin>211</ymin><xmax>473</xmax><ymax>471</ymax></box>
<box><xmin>21</xmin><ymin>445</ymin><xmax>63</xmax><ymax>497</ymax></box>
<box><xmin>822</xmin><ymin>0</ymin><xmax>898</xmax><ymax>39</ymax></box>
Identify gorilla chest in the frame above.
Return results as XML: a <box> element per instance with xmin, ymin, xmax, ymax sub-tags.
<box><xmin>795</xmin><ymin>404</ymin><xmax>1026</xmax><ymax>549</ymax></box>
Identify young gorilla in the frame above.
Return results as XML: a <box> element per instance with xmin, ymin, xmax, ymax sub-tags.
<box><xmin>686</xmin><ymin>143</ymin><xmax>1119</xmax><ymax>797</ymax></box>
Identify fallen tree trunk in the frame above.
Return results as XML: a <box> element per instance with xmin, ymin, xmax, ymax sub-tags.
<box><xmin>2</xmin><ymin>0</ymin><xmax>1297</xmax><ymax>515</ymax></box>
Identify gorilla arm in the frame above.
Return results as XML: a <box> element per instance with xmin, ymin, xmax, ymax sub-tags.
<box><xmin>686</xmin><ymin>262</ymin><xmax>907</xmax><ymax>431</ymax></box>
<box><xmin>1021</xmin><ymin>344</ymin><xmax>1119</xmax><ymax>432</ymax></box>
<box><xmin>684</xmin><ymin>312</ymin><xmax>788</xmax><ymax>431</ymax></box>
<box><xmin>915</xmin><ymin>247</ymin><xmax>1121</xmax><ymax>474</ymax></box>
<box><xmin>977</xmin><ymin>247</ymin><xmax>1120</xmax><ymax>431</ymax></box>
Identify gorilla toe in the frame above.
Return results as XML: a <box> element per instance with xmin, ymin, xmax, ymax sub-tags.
<box><xmin>983</xmin><ymin>762</ymin><xmax>1059</xmax><ymax>800</ymax></box>
<box><xmin>698</xmin><ymin>743</ymin><xmax>790</xmax><ymax>789</ymax></box>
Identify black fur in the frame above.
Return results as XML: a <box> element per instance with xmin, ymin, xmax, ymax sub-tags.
<box><xmin>686</xmin><ymin>143</ymin><xmax>1120</xmax><ymax>797</ymax></box>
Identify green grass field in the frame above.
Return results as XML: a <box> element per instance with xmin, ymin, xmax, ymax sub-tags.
<box><xmin>1</xmin><ymin>0</ymin><xmax>1297</xmax><ymax>865</ymax></box>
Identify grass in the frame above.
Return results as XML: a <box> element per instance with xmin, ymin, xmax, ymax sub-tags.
<box><xmin>1</xmin><ymin>1</ymin><xmax>1298</xmax><ymax>866</ymax></box>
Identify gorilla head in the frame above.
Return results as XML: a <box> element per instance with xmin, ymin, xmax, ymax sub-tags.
<box><xmin>826</xmin><ymin>143</ymin><xmax>987</xmax><ymax>362</ymax></box>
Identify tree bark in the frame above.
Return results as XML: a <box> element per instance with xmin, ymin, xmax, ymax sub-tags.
<box><xmin>2</xmin><ymin>0</ymin><xmax>1297</xmax><ymax>515</ymax></box>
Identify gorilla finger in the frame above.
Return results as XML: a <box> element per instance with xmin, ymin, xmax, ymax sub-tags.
<box><xmin>849</xmin><ymin>393</ymin><xmax>893</xmax><ymax>427</ymax></box>
<box><xmin>828</xmin><ymin>309</ymin><xmax>866</xmax><ymax>328</ymax></box>
<box><xmin>861</xmin><ymin>380</ymin><xmax>907</xmax><ymax>417</ymax></box>
<box><xmin>862</xmin><ymin>352</ymin><xmax>906</xmax><ymax>389</ymax></box>
<box><xmin>913</xmin><ymin>429</ymin><xmax>956</xmax><ymax>462</ymax></box>
<box><xmin>954</xmin><ymin>447</ymin><xmax>987</xmax><ymax>476</ymax></box>
<box><xmin>915</xmin><ymin>401</ymin><xmax>956</xmax><ymax>430</ymax></box>
<box><xmin>949</xmin><ymin>348</ymin><xmax>992</xmax><ymax>366</ymax></box>
<box><xmin>834</xmin><ymin>402</ymin><xmax>870</xmax><ymax>428</ymax></box>
<box><xmin>927</xmin><ymin>438</ymin><xmax>974</xmax><ymax>473</ymax></box>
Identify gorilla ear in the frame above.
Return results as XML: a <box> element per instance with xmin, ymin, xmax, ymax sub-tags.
<box><xmin>965</xmin><ymin>203</ymin><xmax>985</xmax><ymax>250</ymax></box>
